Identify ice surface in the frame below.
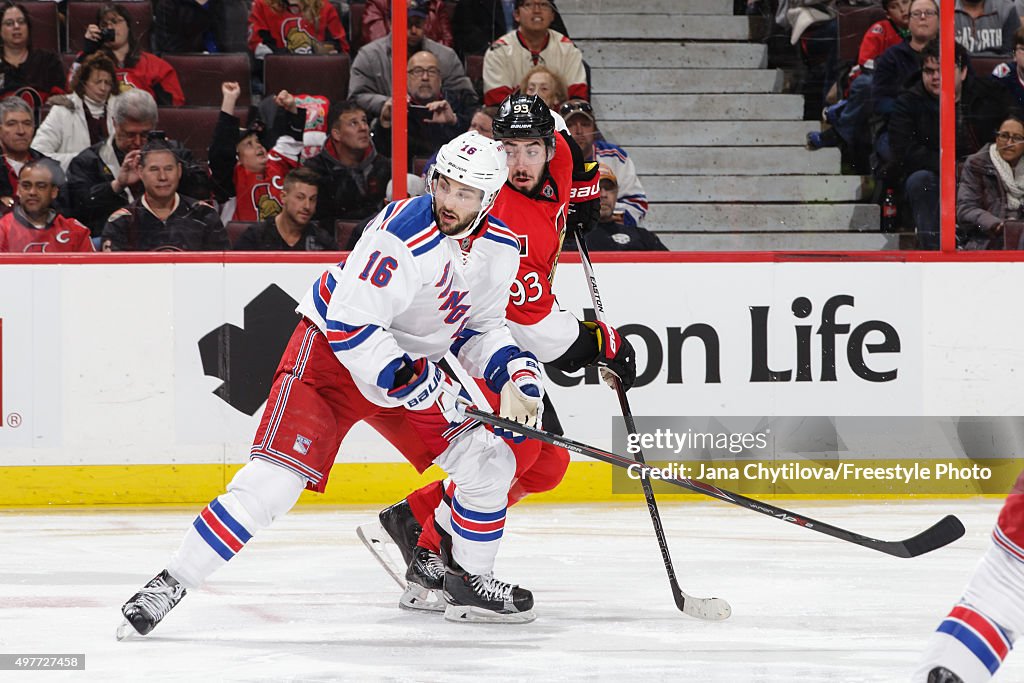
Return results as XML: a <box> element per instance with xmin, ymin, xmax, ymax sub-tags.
<box><xmin>0</xmin><ymin>500</ymin><xmax>1018</xmax><ymax>682</ymax></box>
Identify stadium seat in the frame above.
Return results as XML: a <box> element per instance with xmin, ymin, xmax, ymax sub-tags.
<box><xmin>349</xmin><ymin>1</ymin><xmax>364</xmax><ymax>50</ymax></box>
<box><xmin>335</xmin><ymin>219</ymin><xmax>361</xmax><ymax>249</ymax></box>
<box><xmin>264</xmin><ymin>54</ymin><xmax>351</xmax><ymax>103</ymax></box>
<box><xmin>1004</xmin><ymin>221</ymin><xmax>1024</xmax><ymax>250</ymax></box>
<box><xmin>67</xmin><ymin>1</ymin><xmax>153</xmax><ymax>56</ymax></box>
<box><xmin>226</xmin><ymin>221</ymin><xmax>256</xmax><ymax>247</ymax></box>
<box><xmin>465</xmin><ymin>54</ymin><xmax>483</xmax><ymax>93</ymax></box>
<box><xmin>157</xmin><ymin>106</ymin><xmax>249</xmax><ymax>163</ymax></box>
<box><xmin>22</xmin><ymin>1</ymin><xmax>59</xmax><ymax>54</ymax></box>
<box><xmin>163</xmin><ymin>53</ymin><xmax>251</xmax><ymax>107</ymax></box>
<box><xmin>837</xmin><ymin>3</ymin><xmax>886</xmax><ymax>63</ymax></box>
<box><xmin>971</xmin><ymin>55</ymin><xmax>1007</xmax><ymax>79</ymax></box>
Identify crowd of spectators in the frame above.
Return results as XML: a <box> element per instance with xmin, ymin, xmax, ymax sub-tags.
<box><xmin>0</xmin><ymin>0</ymin><xmax>664</xmax><ymax>254</ymax></box>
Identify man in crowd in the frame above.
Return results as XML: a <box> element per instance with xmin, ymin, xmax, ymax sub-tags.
<box><xmin>0</xmin><ymin>159</ymin><xmax>92</xmax><ymax>252</ymax></box>
<box><xmin>0</xmin><ymin>96</ymin><xmax>50</xmax><ymax>211</ymax></box>
<box><xmin>233</xmin><ymin>167</ymin><xmax>338</xmax><ymax>251</ymax></box>
<box><xmin>890</xmin><ymin>39</ymin><xmax>1010</xmax><ymax>249</ymax></box>
<box><xmin>482</xmin><ymin>0</ymin><xmax>587</xmax><ymax>105</ymax></box>
<box><xmin>101</xmin><ymin>140</ymin><xmax>227</xmax><ymax>251</ymax></box>
<box><xmin>992</xmin><ymin>26</ymin><xmax>1024</xmax><ymax>106</ymax></box>
<box><xmin>955</xmin><ymin>0</ymin><xmax>1020</xmax><ymax>55</ymax></box>
<box><xmin>303</xmin><ymin>100</ymin><xmax>391</xmax><ymax>228</ymax></box>
<box><xmin>349</xmin><ymin>0</ymin><xmax>476</xmax><ymax>119</ymax></box>
<box><xmin>67</xmin><ymin>89</ymin><xmax>210</xmax><ymax>237</ymax></box>
<box><xmin>560</xmin><ymin>99</ymin><xmax>648</xmax><ymax>227</ymax></box>
<box><xmin>372</xmin><ymin>51</ymin><xmax>472</xmax><ymax>164</ymax></box>
<box><xmin>564</xmin><ymin>165</ymin><xmax>666</xmax><ymax>252</ymax></box>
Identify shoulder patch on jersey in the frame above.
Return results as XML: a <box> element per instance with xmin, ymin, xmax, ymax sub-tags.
<box><xmin>994</xmin><ymin>62</ymin><xmax>1013</xmax><ymax>78</ymax></box>
<box><xmin>560</xmin><ymin>35</ymin><xmax>573</xmax><ymax>43</ymax></box>
<box><xmin>108</xmin><ymin>207</ymin><xmax>131</xmax><ymax>221</ymax></box>
<box><xmin>490</xmin><ymin>38</ymin><xmax>507</xmax><ymax>49</ymax></box>
<box><xmin>870</xmin><ymin>24</ymin><xmax>884</xmax><ymax>34</ymax></box>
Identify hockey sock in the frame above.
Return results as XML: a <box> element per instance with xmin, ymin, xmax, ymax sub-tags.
<box><xmin>407</xmin><ymin>480</ymin><xmax>444</xmax><ymax>528</ymax></box>
<box><xmin>434</xmin><ymin>480</ymin><xmax>507</xmax><ymax>575</ymax></box>
<box><xmin>166</xmin><ymin>459</ymin><xmax>305</xmax><ymax>589</ymax></box>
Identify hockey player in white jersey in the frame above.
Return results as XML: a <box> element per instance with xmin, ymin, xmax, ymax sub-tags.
<box><xmin>117</xmin><ymin>131</ymin><xmax>546</xmax><ymax>636</ymax></box>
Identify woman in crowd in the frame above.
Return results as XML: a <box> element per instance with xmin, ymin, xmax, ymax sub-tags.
<box><xmin>520</xmin><ymin>65</ymin><xmax>567</xmax><ymax>113</ymax></box>
<box><xmin>34</xmin><ymin>53</ymin><xmax>118</xmax><ymax>170</ymax></box>
<box><xmin>75</xmin><ymin>3</ymin><xmax>185</xmax><ymax>106</ymax></box>
<box><xmin>958</xmin><ymin>114</ymin><xmax>1024</xmax><ymax>250</ymax></box>
<box><xmin>248</xmin><ymin>0</ymin><xmax>348</xmax><ymax>57</ymax></box>
<box><xmin>361</xmin><ymin>0</ymin><xmax>452</xmax><ymax>47</ymax></box>
<box><xmin>0</xmin><ymin>2</ymin><xmax>65</xmax><ymax>112</ymax></box>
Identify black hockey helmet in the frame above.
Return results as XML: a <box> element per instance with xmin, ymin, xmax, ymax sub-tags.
<box><xmin>492</xmin><ymin>93</ymin><xmax>556</xmax><ymax>144</ymax></box>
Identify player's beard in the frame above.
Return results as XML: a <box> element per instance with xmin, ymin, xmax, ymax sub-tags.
<box><xmin>435</xmin><ymin>205</ymin><xmax>477</xmax><ymax>236</ymax></box>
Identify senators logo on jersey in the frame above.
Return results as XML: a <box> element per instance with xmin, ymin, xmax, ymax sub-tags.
<box><xmin>251</xmin><ymin>183</ymin><xmax>283</xmax><ymax>221</ymax></box>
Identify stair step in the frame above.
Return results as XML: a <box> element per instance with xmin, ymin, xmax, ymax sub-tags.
<box><xmin>645</xmin><ymin>203</ymin><xmax>880</xmax><ymax>232</ymax></box>
<box><xmin>658</xmin><ymin>232</ymin><xmax>898</xmax><ymax>251</ymax></box>
<box><xmin>593</xmin><ymin>94</ymin><xmax>804</xmax><ymax>120</ymax></box>
<box><xmin>576</xmin><ymin>41</ymin><xmax>768</xmax><ymax>69</ymax></box>
<box><xmin>593</xmin><ymin>68</ymin><xmax>783</xmax><ymax>94</ymax></box>
<box><xmin>558</xmin><ymin>0</ymin><xmax>733</xmax><ymax>15</ymax></box>
<box><xmin>570</xmin><ymin>14</ymin><xmax>762</xmax><ymax>40</ymax></box>
<box><xmin>628</xmin><ymin>146</ymin><xmax>840</xmax><ymax>175</ymax></box>
<box><xmin>643</xmin><ymin>175</ymin><xmax>866</xmax><ymax>202</ymax></box>
<box><xmin>599</xmin><ymin>121</ymin><xmax>818</xmax><ymax>146</ymax></box>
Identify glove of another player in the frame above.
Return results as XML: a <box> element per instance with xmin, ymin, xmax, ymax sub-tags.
<box><xmin>583</xmin><ymin>320</ymin><xmax>636</xmax><ymax>391</ymax></box>
<box><xmin>497</xmin><ymin>352</ymin><xmax>544</xmax><ymax>443</ymax></box>
<box><xmin>568</xmin><ymin>161</ymin><xmax>601</xmax><ymax>236</ymax></box>
<box><xmin>388</xmin><ymin>356</ymin><xmax>467</xmax><ymax>426</ymax></box>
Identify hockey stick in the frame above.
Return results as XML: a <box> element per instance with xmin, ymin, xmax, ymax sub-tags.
<box><xmin>572</xmin><ymin>226</ymin><xmax>730</xmax><ymax>621</ymax></box>
<box><xmin>464</xmin><ymin>405</ymin><xmax>965</xmax><ymax>559</ymax></box>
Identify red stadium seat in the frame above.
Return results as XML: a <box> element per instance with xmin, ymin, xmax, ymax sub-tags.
<box><xmin>837</xmin><ymin>3</ymin><xmax>886</xmax><ymax>64</ymax></box>
<box><xmin>226</xmin><ymin>221</ymin><xmax>256</xmax><ymax>247</ymax></box>
<box><xmin>162</xmin><ymin>53</ymin><xmax>251</xmax><ymax>107</ymax></box>
<box><xmin>465</xmin><ymin>54</ymin><xmax>483</xmax><ymax>91</ymax></box>
<box><xmin>156</xmin><ymin>106</ymin><xmax>248</xmax><ymax>163</ymax></box>
<box><xmin>66</xmin><ymin>1</ymin><xmax>153</xmax><ymax>56</ymax></box>
<box><xmin>349</xmin><ymin>1</ymin><xmax>364</xmax><ymax>50</ymax></box>
<box><xmin>263</xmin><ymin>54</ymin><xmax>350</xmax><ymax>103</ymax></box>
<box><xmin>335</xmin><ymin>219</ymin><xmax>360</xmax><ymax>249</ymax></box>
<box><xmin>22</xmin><ymin>1</ymin><xmax>60</xmax><ymax>54</ymax></box>
<box><xmin>972</xmin><ymin>55</ymin><xmax>1007</xmax><ymax>79</ymax></box>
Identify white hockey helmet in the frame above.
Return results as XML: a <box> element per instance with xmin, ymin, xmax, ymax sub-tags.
<box><xmin>429</xmin><ymin>131</ymin><xmax>508</xmax><ymax>238</ymax></box>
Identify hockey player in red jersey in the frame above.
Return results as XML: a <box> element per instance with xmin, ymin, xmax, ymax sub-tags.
<box><xmin>117</xmin><ymin>132</ymin><xmax>552</xmax><ymax>636</ymax></box>
<box><xmin>913</xmin><ymin>470</ymin><xmax>1024</xmax><ymax>682</ymax></box>
<box><xmin>359</xmin><ymin>94</ymin><xmax>637</xmax><ymax>612</ymax></box>
<box><xmin>0</xmin><ymin>159</ymin><xmax>93</xmax><ymax>252</ymax></box>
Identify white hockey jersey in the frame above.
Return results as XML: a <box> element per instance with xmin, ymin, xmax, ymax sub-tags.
<box><xmin>296</xmin><ymin>195</ymin><xmax>523</xmax><ymax>407</ymax></box>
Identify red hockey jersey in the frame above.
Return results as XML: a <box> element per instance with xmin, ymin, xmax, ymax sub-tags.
<box><xmin>248</xmin><ymin>0</ymin><xmax>349</xmax><ymax>54</ymax></box>
<box><xmin>0</xmin><ymin>209</ymin><xmax>94</xmax><ymax>252</ymax></box>
<box><xmin>232</xmin><ymin>147</ymin><xmax>301</xmax><ymax>222</ymax></box>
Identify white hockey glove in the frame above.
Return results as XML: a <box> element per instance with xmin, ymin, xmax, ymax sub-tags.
<box><xmin>496</xmin><ymin>353</ymin><xmax>544</xmax><ymax>443</ymax></box>
<box><xmin>387</xmin><ymin>357</ymin><xmax>467</xmax><ymax>426</ymax></box>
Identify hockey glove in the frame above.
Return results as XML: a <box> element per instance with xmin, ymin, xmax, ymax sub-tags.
<box><xmin>568</xmin><ymin>161</ymin><xmax>601</xmax><ymax>236</ymax></box>
<box><xmin>388</xmin><ymin>356</ymin><xmax>468</xmax><ymax>426</ymax></box>
<box><xmin>583</xmin><ymin>320</ymin><xmax>636</xmax><ymax>391</ymax></box>
<box><xmin>497</xmin><ymin>352</ymin><xmax>544</xmax><ymax>443</ymax></box>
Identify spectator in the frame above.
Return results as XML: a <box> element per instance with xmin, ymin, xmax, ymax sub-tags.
<box><xmin>0</xmin><ymin>158</ymin><xmax>92</xmax><ymax>252</ymax></box>
<box><xmin>955</xmin><ymin>0</ymin><xmax>1020</xmax><ymax>55</ymax></box>
<box><xmin>0</xmin><ymin>2</ymin><xmax>64</xmax><ymax>113</ymax></box>
<box><xmin>483</xmin><ymin>0</ymin><xmax>587</xmax><ymax>106</ymax></box>
<box><xmin>209</xmin><ymin>82</ymin><xmax>302</xmax><ymax>222</ymax></box>
<box><xmin>349</xmin><ymin>2</ymin><xmax>476</xmax><ymax>118</ymax></box>
<box><xmin>993</xmin><ymin>26</ymin><xmax>1024</xmax><ymax>106</ymax></box>
<box><xmin>890</xmin><ymin>40</ymin><xmax>1010</xmax><ymax>248</ymax></box>
<box><xmin>0</xmin><ymin>95</ymin><xmax>48</xmax><ymax>211</ymax></box>
<box><xmin>808</xmin><ymin>0</ymin><xmax>910</xmax><ymax>151</ymax></box>
<box><xmin>372</xmin><ymin>50</ymin><xmax>470</xmax><ymax>164</ymax></box>
<box><xmin>520</xmin><ymin>64</ymin><xmax>567</xmax><ymax>112</ymax></box>
<box><xmin>248</xmin><ymin>0</ymin><xmax>348</xmax><ymax>58</ymax></box>
<box><xmin>362</xmin><ymin>0</ymin><xmax>453</xmax><ymax>47</ymax></box>
<box><xmin>33</xmin><ymin>53</ymin><xmax>117</xmax><ymax>171</ymax></box>
<box><xmin>560</xmin><ymin>99</ymin><xmax>648</xmax><ymax>227</ymax></box>
<box><xmin>303</xmin><ymin>99</ymin><xmax>390</xmax><ymax>227</ymax></box>
<box><xmin>872</xmin><ymin>0</ymin><xmax>940</xmax><ymax>163</ymax></box>
<box><xmin>74</xmin><ymin>4</ymin><xmax>185</xmax><ymax>106</ymax></box>
<box><xmin>957</xmin><ymin>113</ymin><xmax>1024</xmax><ymax>249</ymax></box>
<box><xmin>452</xmin><ymin>0</ymin><xmax>569</xmax><ymax>58</ymax></box>
<box><xmin>564</xmin><ymin>165</ymin><xmax>666</xmax><ymax>252</ymax></box>
<box><xmin>257</xmin><ymin>91</ymin><xmax>330</xmax><ymax>160</ymax></box>
<box><xmin>155</xmin><ymin>0</ymin><xmax>227</xmax><ymax>53</ymax></box>
<box><xmin>469</xmin><ymin>105</ymin><xmax>496</xmax><ymax>137</ymax></box>
<box><xmin>101</xmin><ymin>140</ymin><xmax>227</xmax><ymax>251</ymax></box>
<box><xmin>67</xmin><ymin>89</ymin><xmax>210</xmax><ymax>236</ymax></box>
<box><xmin>233</xmin><ymin>167</ymin><xmax>337</xmax><ymax>250</ymax></box>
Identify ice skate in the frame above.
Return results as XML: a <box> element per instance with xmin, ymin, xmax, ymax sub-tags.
<box><xmin>399</xmin><ymin>546</ymin><xmax>446</xmax><ymax>613</ymax></box>
<box><xmin>116</xmin><ymin>569</ymin><xmax>187</xmax><ymax>640</ymax></box>
<box><xmin>356</xmin><ymin>499</ymin><xmax>422</xmax><ymax>590</ymax></box>
<box><xmin>443</xmin><ymin>567</ymin><xmax>535</xmax><ymax>624</ymax></box>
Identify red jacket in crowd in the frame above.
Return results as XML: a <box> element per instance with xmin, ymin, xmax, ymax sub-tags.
<box><xmin>361</xmin><ymin>0</ymin><xmax>453</xmax><ymax>47</ymax></box>
<box><xmin>248</xmin><ymin>0</ymin><xmax>349</xmax><ymax>55</ymax></box>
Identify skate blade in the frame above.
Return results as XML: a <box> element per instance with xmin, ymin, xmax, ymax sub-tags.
<box><xmin>443</xmin><ymin>604</ymin><xmax>536</xmax><ymax>624</ymax></box>
<box><xmin>399</xmin><ymin>585</ymin><xmax>445</xmax><ymax>613</ymax></box>
<box><xmin>356</xmin><ymin>521</ymin><xmax>408</xmax><ymax>590</ymax></box>
<box><xmin>115</xmin><ymin>619</ymin><xmax>139</xmax><ymax>641</ymax></box>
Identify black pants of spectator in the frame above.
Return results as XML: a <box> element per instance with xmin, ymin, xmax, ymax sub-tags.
<box><xmin>906</xmin><ymin>169</ymin><xmax>940</xmax><ymax>250</ymax></box>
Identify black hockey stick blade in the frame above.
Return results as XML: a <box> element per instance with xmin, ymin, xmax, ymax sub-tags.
<box><xmin>463</xmin><ymin>407</ymin><xmax>965</xmax><ymax>559</ymax></box>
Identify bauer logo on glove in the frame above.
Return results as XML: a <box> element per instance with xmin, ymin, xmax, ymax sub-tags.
<box><xmin>495</xmin><ymin>352</ymin><xmax>544</xmax><ymax>443</ymax></box>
